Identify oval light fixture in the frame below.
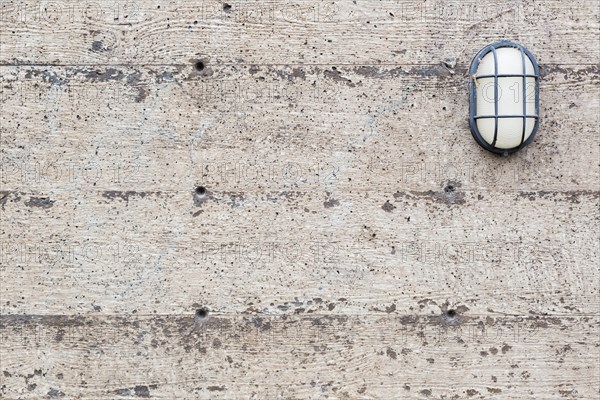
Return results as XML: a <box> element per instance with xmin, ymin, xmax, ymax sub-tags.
<box><xmin>469</xmin><ymin>41</ymin><xmax>540</xmax><ymax>155</ymax></box>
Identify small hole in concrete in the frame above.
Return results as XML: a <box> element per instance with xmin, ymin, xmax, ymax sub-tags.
<box><xmin>446</xmin><ymin>309</ymin><xmax>457</xmax><ymax>318</ymax></box>
<box><xmin>195</xmin><ymin>61</ymin><xmax>205</xmax><ymax>72</ymax></box>
<box><xmin>223</xmin><ymin>3</ymin><xmax>232</xmax><ymax>11</ymax></box>
<box><xmin>196</xmin><ymin>308</ymin><xmax>208</xmax><ymax>319</ymax></box>
<box><xmin>195</xmin><ymin>186</ymin><xmax>206</xmax><ymax>196</ymax></box>
<box><xmin>444</xmin><ymin>184</ymin><xmax>455</xmax><ymax>193</ymax></box>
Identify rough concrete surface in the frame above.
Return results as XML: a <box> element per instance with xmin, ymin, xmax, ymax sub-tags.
<box><xmin>0</xmin><ymin>0</ymin><xmax>599</xmax><ymax>399</ymax></box>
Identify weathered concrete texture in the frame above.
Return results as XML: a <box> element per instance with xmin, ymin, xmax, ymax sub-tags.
<box><xmin>1</xmin><ymin>0</ymin><xmax>599</xmax><ymax>399</ymax></box>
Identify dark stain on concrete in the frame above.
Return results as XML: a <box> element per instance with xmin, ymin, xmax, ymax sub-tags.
<box><xmin>135</xmin><ymin>85</ymin><xmax>149</xmax><ymax>102</ymax></box>
<box><xmin>114</xmin><ymin>386</ymin><xmax>150</xmax><ymax>398</ymax></box>
<box><xmin>414</xmin><ymin>64</ymin><xmax>454</xmax><ymax>78</ymax></box>
<box><xmin>83</xmin><ymin>68</ymin><xmax>126</xmax><ymax>82</ymax></box>
<box><xmin>382</xmin><ymin>200</ymin><xmax>396</xmax><ymax>212</ymax></box>
<box><xmin>207</xmin><ymin>385</ymin><xmax>226</xmax><ymax>392</ymax></box>
<box><xmin>123</xmin><ymin>71</ymin><xmax>148</xmax><ymax>102</ymax></box>
<box><xmin>455</xmin><ymin>305</ymin><xmax>470</xmax><ymax>313</ymax></box>
<box><xmin>323</xmin><ymin>67</ymin><xmax>355</xmax><ymax>87</ymax></box>
<box><xmin>226</xmin><ymin>192</ymin><xmax>245</xmax><ymax>208</ymax></box>
<box><xmin>73</xmin><ymin>68</ymin><xmax>147</xmax><ymax>101</ymax></box>
<box><xmin>539</xmin><ymin>64</ymin><xmax>600</xmax><ymax>80</ymax></box>
<box><xmin>393</xmin><ymin>186</ymin><xmax>466</xmax><ymax>207</ymax></box>
<box><xmin>154</xmin><ymin>71</ymin><xmax>176</xmax><ymax>83</ymax></box>
<box><xmin>319</xmin><ymin>63</ymin><xmax>593</xmax><ymax>83</ymax></box>
<box><xmin>353</xmin><ymin>64</ymin><xmax>457</xmax><ymax>79</ymax></box>
<box><xmin>386</xmin><ymin>347</ymin><xmax>397</xmax><ymax>359</ymax></box>
<box><xmin>90</xmin><ymin>40</ymin><xmax>110</xmax><ymax>52</ymax></box>
<box><xmin>0</xmin><ymin>191</ymin><xmax>11</xmax><ymax>208</ymax></box>
<box><xmin>18</xmin><ymin>66</ymin><xmax>169</xmax><ymax>104</ymax></box>
<box><xmin>134</xmin><ymin>385</ymin><xmax>150</xmax><ymax>397</ymax></box>
<box><xmin>559</xmin><ymin>389</ymin><xmax>578</xmax><ymax>397</ymax></box>
<box><xmin>398</xmin><ymin>315</ymin><xmax>419</xmax><ymax>325</ymax></box>
<box><xmin>47</xmin><ymin>388</ymin><xmax>65</xmax><ymax>398</ymax></box>
<box><xmin>25</xmin><ymin>69</ymin><xmax>67</xmax><ymax>85</ymax></box>
<box><xmin>517</xmin><ymin>190</ymin><xmax>599</xmax><ymax>203</ymax></box>
<box><xmin>323</xmin><ymin>197</ymin><xmax>340</xmax><ymax>208</ymax></box>
<box><xmin>102</xmin><ymin>191</ymin><xmax>154</xmax><ymax>202</ymax></box>
<box><xmin>276</xmin><ymin>67</ymin><xmax>306</xmax><ymax>81</ymax></box>
<box><xmin>126</xmin><ymin>71</ymin><xmax>142</xmax><ymax>85</ymax></box>
<box><xmin>353</xmin><ymin>66</ymin><xmax>406</xmax><ymax>79</ymax></box>
<box><xmin>204</xmin><ymin>317</ymin><xmax>233</xmax><ymax>332</ymax></box>
<box><xmin>25</xmin><ymin>196</ymin><xmax>54</xmax><ymax>209</ymax></box>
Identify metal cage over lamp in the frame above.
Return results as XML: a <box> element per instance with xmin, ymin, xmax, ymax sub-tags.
<box><xmin>469</xmin><ymin>41</ymin><xmax>540</xmax><ymax>155</ymax></box>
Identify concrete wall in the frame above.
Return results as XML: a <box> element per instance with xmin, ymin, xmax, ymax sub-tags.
<box><xmin>1</xmin><ymin>0</ymin><xmax>598</xmax><ymax>398</ymax></box>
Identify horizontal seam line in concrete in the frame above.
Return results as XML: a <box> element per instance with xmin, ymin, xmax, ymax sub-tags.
<box><xmin>1</xmin><ymin>190</ymin><xmax>599</xmax><ymax>194</ymax></box>
<box><xmin>1</xmin><ymin>314</ymin><xmax>598</xmax><ymax>318</ymax></box>
<box><xmin>0</xmin><ymin>63</ymin><xmax>599</xmax><ymax>67</ymax></box>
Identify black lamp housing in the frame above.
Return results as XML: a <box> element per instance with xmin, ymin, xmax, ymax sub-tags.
<box><xmin>469</xmin><ymin>41</ymin><xmax>540</xmax><ymax>155</ymax></box>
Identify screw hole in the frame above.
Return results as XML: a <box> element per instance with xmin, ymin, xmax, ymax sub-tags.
<box><xmin>195</xmin><ymin>61</ymin><xmax>205</xmax><ymax>72</ymax></box>
<box><xmin>196</xmin><ymin>308</ymin><xmax>208</xmax><ymax>319</ymax></box>
<box><xmin>446</xmin><ymin>309</ymin><xmax>457</xmax><ymax>318</ymax></box>
<box><xmin>195</xmin><ymin>186</ymin><xmax>207</xmax><ymax>196</ymax></box>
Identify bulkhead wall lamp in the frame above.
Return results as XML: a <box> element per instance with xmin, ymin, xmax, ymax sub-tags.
<box><xmin>469</xmin><ymin>41</ymin><xmax>540</xmax><ymax>155</ymax></box>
